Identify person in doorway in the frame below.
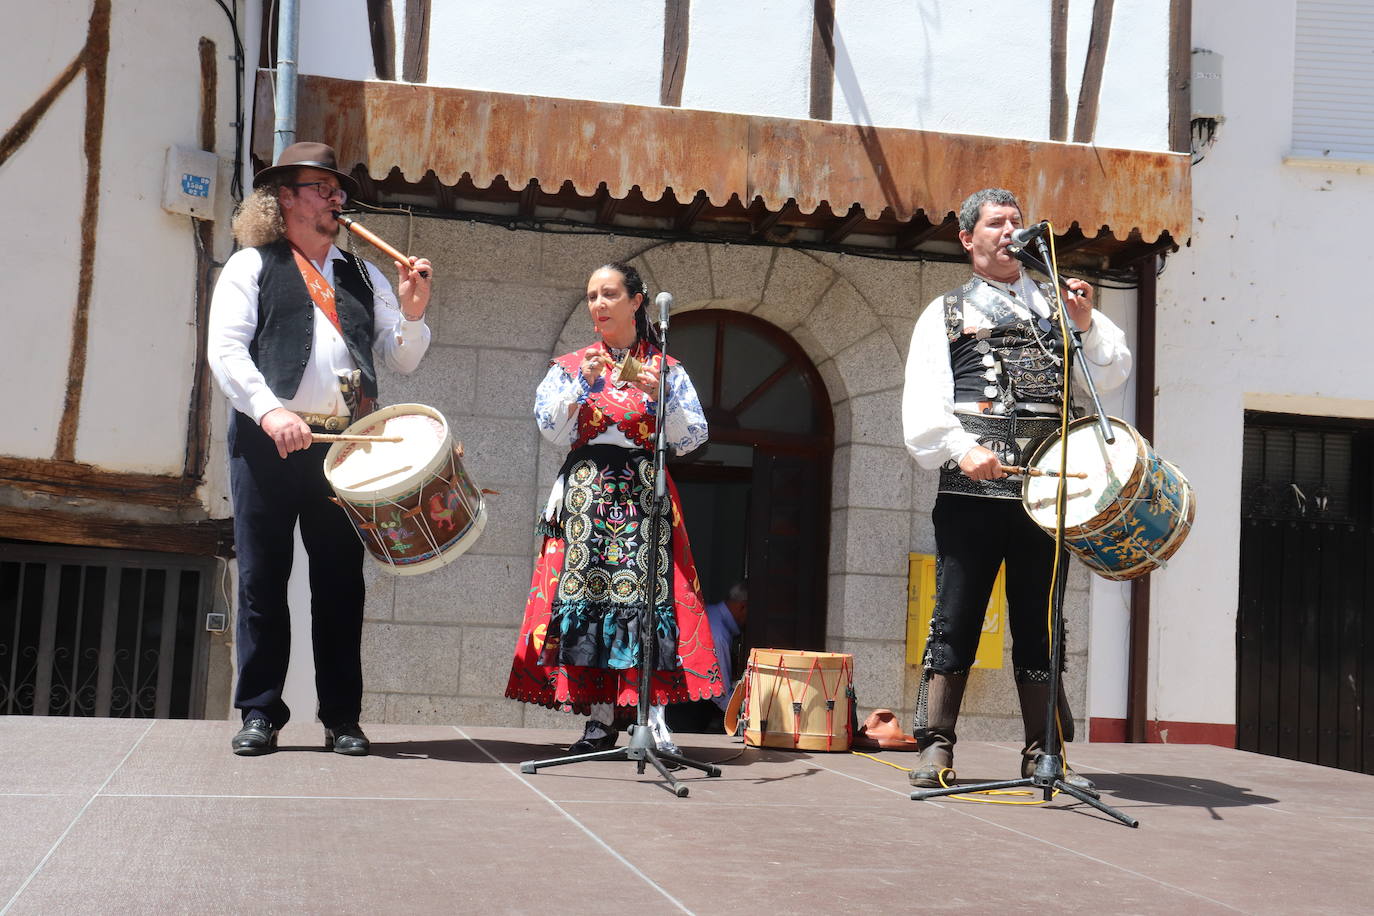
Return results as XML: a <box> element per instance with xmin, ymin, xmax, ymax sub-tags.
<box><xmin>505</xmin><ymin>262</ymin><xmax>722</xmax><ymax>754</ymax></box>
<box><xmin>208</xmin><ymin>142</ymin><xmax>434</xmax><ymax>756</ymax></box>
<box><xmin>900</xmin><ymin>188</ymin><xmax>1132</xmax><ymax>789</ymax></box>
<box><xmin>706</xmin><ymin>582</ymin><xmax>747</xmax><ymax>709</ymax></box>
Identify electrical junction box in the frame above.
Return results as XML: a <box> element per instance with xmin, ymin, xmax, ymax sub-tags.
<box><xmin>162</xmin><ymin>145</ymin><xmax>219</xmax><ymax>219</ymax></box>
<box><xmin>1191</xmin><ymin>49</ymin><xmax>1224</xmax><ymax>122</ymax></box>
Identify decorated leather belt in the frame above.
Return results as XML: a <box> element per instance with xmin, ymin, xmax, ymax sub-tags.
<box><xmin>292</xmin><ymin>411</ymin><xmax>352</xmax><ymax>431</ymax></box>
<box><xmin>939</xmin><ymin>411</ymin><xmax>1063</xmax><ymax>499</ymax></box>
<box><xmin>968</xmin><ymin>401</ymin><xmax>1061</xmax><ymax>416</ymax></box>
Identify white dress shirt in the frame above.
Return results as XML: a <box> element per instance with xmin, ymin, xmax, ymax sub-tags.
<box><xmin>207</xmin><ymin>244</ymin><xmax>431</xmax><ymax>421</ymax></box>
<box><xmin>901</xmin><ymin>270</ymin><xmax>1133</xmax><ymax>470</ymax></box>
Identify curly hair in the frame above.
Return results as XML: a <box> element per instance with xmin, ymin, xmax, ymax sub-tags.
<box><xmin>230</xmin><ymin>183</ymin><xmax>287</xmax><ymax>248</ymax></box>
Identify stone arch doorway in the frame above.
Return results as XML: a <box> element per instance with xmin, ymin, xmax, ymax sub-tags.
<box><xmin>668</xmin><ymin>308</ymin><xmax>834</xmax><ymax>660</ymax></box>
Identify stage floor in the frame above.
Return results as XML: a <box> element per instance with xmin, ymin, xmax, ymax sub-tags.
<box><xmin>2</xmin><ymin>718</ymin><xmax>1371</xmax><ymax>914</ymax></box>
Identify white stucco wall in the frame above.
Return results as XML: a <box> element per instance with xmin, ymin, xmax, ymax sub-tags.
<box><xmin>2</xmin><ymin>3</ymin><xmax>242</xmax><ymax>474</ymax></box>
<box><xmin>412</xmin><ymin>1</ymin><xmax>1171</xmax><ymax>149</ymax></box>
<box><xmin>296</xmin><ymin>0</ymin><xmax>375</xmax><ymax>81</ymax></box>
<box><xmin>1082</xmin><ymin>288</ymin><xmax>1139</xmax><ymax>727</ymax></box>
<box><xmin>2</xmin><ymin>4</ymin><xmax>87</xmax><ymax>457</ymax></box>
<box><xmin>681</xmin><ymin>0</ymin><xmax>814</xmax><ymax>120</ymax></box>
<box><xmin>427</xmin><ymin>2</ymin><xmax>666</xmax><ymax>106</ymax></box>
<box><xmin>1155</xmin><ymin>0</ymin><xmax>1374</xmax><ymax>727</ymax></box>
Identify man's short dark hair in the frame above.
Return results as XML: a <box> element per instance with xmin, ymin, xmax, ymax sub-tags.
<box><xmin>958</xmin><ymin>188</ymin><xmax>1022</xmax><ymax>233</ymax></box>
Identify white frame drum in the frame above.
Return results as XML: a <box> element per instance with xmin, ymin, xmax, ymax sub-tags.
<box><xmin>324</xmin><ymin>403</ymin><xmax>487</xmax><ymax>576</ymax></box>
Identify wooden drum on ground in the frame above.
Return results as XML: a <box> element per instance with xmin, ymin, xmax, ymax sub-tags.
<box><xmin>324</xmin><ymin>404</ymin><xmax>486</xmax><ymax>576</ymax></box>
<box><xmin>737</xmin><ymin>649</ymin><xmax>855</xmax><ymax>752</ymax></box>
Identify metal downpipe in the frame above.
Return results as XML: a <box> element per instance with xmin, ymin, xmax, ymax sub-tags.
<box><xmin>272</xmin><ymin>0</ymin><xmax>300</xmax><ymax>160</ymax></box>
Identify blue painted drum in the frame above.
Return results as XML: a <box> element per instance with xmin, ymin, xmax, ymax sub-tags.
<box><xmin>1022</xmin><ymin>416</ymin><xmax>1195</xmax><ymax>581</ymax></box>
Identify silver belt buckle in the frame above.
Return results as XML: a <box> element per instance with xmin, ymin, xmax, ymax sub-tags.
<box><xmin>324</xmin><ymin>416</ymin><xmax>347</xmax><ymax>431</ymax></box>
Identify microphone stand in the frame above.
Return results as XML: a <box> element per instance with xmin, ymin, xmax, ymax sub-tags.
<box><xmin>909</xmin><ymin>236</ymin><xmax>1138</xmax><ymax>827</ymax></box>
<box><xmin>520</xmin><ymin>305</ymin><xmax>722</xmax><ymax>797</ymax></box>
<box><xmin>1005</xmin><ymin>241</ymin><xmax>1116</xmax><ymax>445</ymax></box>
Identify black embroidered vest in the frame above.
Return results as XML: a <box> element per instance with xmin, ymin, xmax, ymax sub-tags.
<box><xmin>937</xmin><ymin>277</ymin><xmax>1073</xmax><ymax>499</ymax></box>
<box><xmin>250</xmin><ymin>239</ymin><xmax>379</xmax><ymax>400</ymax></box>
<box><xmin>942</xmin><ymin>277</ymin><xmax>1068</xmax><ymax>411</ymax></box>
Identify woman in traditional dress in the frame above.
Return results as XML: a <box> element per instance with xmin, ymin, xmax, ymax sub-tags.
<box><xmin>506</xmin><ymin>262</ymin><xmax>722</xmax><ymax>753</ymax></box>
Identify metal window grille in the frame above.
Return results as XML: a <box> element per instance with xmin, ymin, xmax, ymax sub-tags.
<box><xmin>1241</xmin><ymin>421</ymin><xmax>1356</xmax><ymax>523</ymax></box>
<box><xmin>0</xmin><ymin>542</ymin><xmax>216</xmax><ymax>718</ymax></box>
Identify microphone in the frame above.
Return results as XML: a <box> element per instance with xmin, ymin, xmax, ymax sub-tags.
<box><xmin>1006</xmin><ymin>220</ymin><xmax>1051</xmax><ymax>250</ymax></box>
<box><xmin>654</xmin><ymin>291</ymin><xmax>673</xmax><ymax>333</ymax></box>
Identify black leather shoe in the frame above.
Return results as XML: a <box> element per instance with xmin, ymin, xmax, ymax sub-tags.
<box><xmin>232</xmin><ymin>716</ymin><xmax>278</xmax><ymax>756</ymax></box>
<box><xmin>567</xmin><ymin>720</ymin><xmax>619</xmax><ymax>754</ymax></box>
<box><xmin>324</xmin><ymin>723</ymin><xmax>370</xmax><ymax>756</ymax></box>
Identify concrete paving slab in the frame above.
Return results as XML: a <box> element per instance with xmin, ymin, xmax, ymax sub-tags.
<box><xmin>0</xmin><ymin>797</ymin><xmax>91</xmax><ymax>907</ymax></box>
<box><xmin>106</xmin><ymin>721</ymin><xmax>533</xmax><ymax>802</ymax></box>
<box><xmin>3</xmin><ymin>718</ymin><xmax>1373</xmax><ymax>915</ymax></box>
<box><xmin>568</xmin><ymin>788</ymin><xmax>1237</xmax><ymax>914</ymax></box>
<box><xmin>5</xmin><ymin>796</ymin><xmax>671</xmax><ymax>915</ymax></box>
<box><xmin>0</xmin><ymin>717</ymin><xmax>152</xmax><ymax>795</ymax></box>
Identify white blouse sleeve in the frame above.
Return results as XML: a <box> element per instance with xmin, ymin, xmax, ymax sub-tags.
<box><xmin>533</xmin><ymin>362</ymin><xmax>590</xmax><ymax>446</ymax></box>
<box><xmin>661</xmin><ymin>363</ymin><xmax>709</xmax><ymax>455</ymax></box>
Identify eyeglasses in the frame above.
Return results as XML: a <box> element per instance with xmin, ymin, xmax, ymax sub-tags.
<box><xmin>288</xmin><ymin>181</ymin><xmax>347</xmax><ymax>204</ymax></box>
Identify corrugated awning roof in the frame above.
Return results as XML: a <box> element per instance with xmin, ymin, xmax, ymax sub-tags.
<box><xmin>252</xmin><ymin>73</ymin><xmax>1190</xmax><ymax>270</ymax></box>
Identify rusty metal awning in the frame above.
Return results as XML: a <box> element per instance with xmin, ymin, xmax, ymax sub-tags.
<box><xmin>252</xmin><ymin>73</ymin><xmax>1190</xmax><ymax>270</ymax></box>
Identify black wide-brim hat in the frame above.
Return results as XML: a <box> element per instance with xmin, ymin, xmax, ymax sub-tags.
<box><xmin>253</xmin><ymin>141</ymin><xmax>360</xmax><ymax>197</ymax></box>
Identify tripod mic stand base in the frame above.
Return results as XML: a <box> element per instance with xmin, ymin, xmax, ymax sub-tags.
<box><xmin>909</xmin><ymin>755</ymin><xmax>1138</xmax><ymax>828</ymax></box>
<box><xmin>520</xmin><ymin>723</ymin><xmax>722</xmax><ymax>798</ymax></box>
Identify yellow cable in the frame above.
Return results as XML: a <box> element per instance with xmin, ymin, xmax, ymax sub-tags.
<box><xmin>1042</xmin><ymin>224</ymin><xmax>1076</xmax><ymax>783</ymax></box>
<box><xmin>853</xmin><ymin>752</ymin><xmax>1057</xmax><ymax>805</ymax></box>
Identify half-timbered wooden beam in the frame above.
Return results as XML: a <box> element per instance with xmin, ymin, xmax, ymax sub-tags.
<box><xmin>1072</xmin><ymin>0</ymin><xmax>1116</xmax><ymax>144</ymax></box>
<box><xmin>809</xmin><ymin>0</ymin><xmax>836</xmax><ymax>120</ymax></box>
<box><xmin>661</xmin><ymin>0</ymin><xmax>689</xmax><ymax>106</ymax></box>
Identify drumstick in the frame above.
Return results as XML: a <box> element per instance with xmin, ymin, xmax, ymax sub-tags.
<box><xmin>1000</xmin><ymin>464</ymin><xmax>1088</xmax><ymax>479</ymax></box>
<box><xmin>312</xmin><ymin>434</ymin><xmax>404</xmax><ymax>443</ymax></box>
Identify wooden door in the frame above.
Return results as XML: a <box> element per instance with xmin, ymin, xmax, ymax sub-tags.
<box><xmin>1237</xmin><ymin>412</ymin><xmax>1374</xmax><ymax>774</ymax></box>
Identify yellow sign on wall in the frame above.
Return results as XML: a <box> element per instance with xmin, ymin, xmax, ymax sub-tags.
<box><xmin>906</xmin><ymin>553</ymin><xmax>1005</xmax><ymax>669</ymax></box>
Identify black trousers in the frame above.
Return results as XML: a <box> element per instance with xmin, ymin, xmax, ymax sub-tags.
<box><xmin>924</xmin><ymin>492</ymin><xmax>1059</xmax><ymax>679</ymax></box>
<box><xmin>229</xmin><ymin>411</ymin><xmax>365</xmax><ymax>728</ymax></box>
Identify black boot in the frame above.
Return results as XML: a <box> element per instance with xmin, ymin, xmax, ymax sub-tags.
<box><xmin>1016</xmin><ymin>678</ymin><xmax>1095</xmax><ymax>791</ymax></box>
<box><xmin>568</xmin><ymin>717</ymin><xmax>619</xmax><ymax>754</ymax></box>
<box><xmin>909</xmin><ymin>671</ymin><xmax>968</xmax><ymax>788</ymax></box>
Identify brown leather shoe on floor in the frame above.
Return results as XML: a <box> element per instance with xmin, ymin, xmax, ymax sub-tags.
<box><xmin>856</xmin><ymin>709</ymin><xmax>920</xmax><ymax>751</ymax></box>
